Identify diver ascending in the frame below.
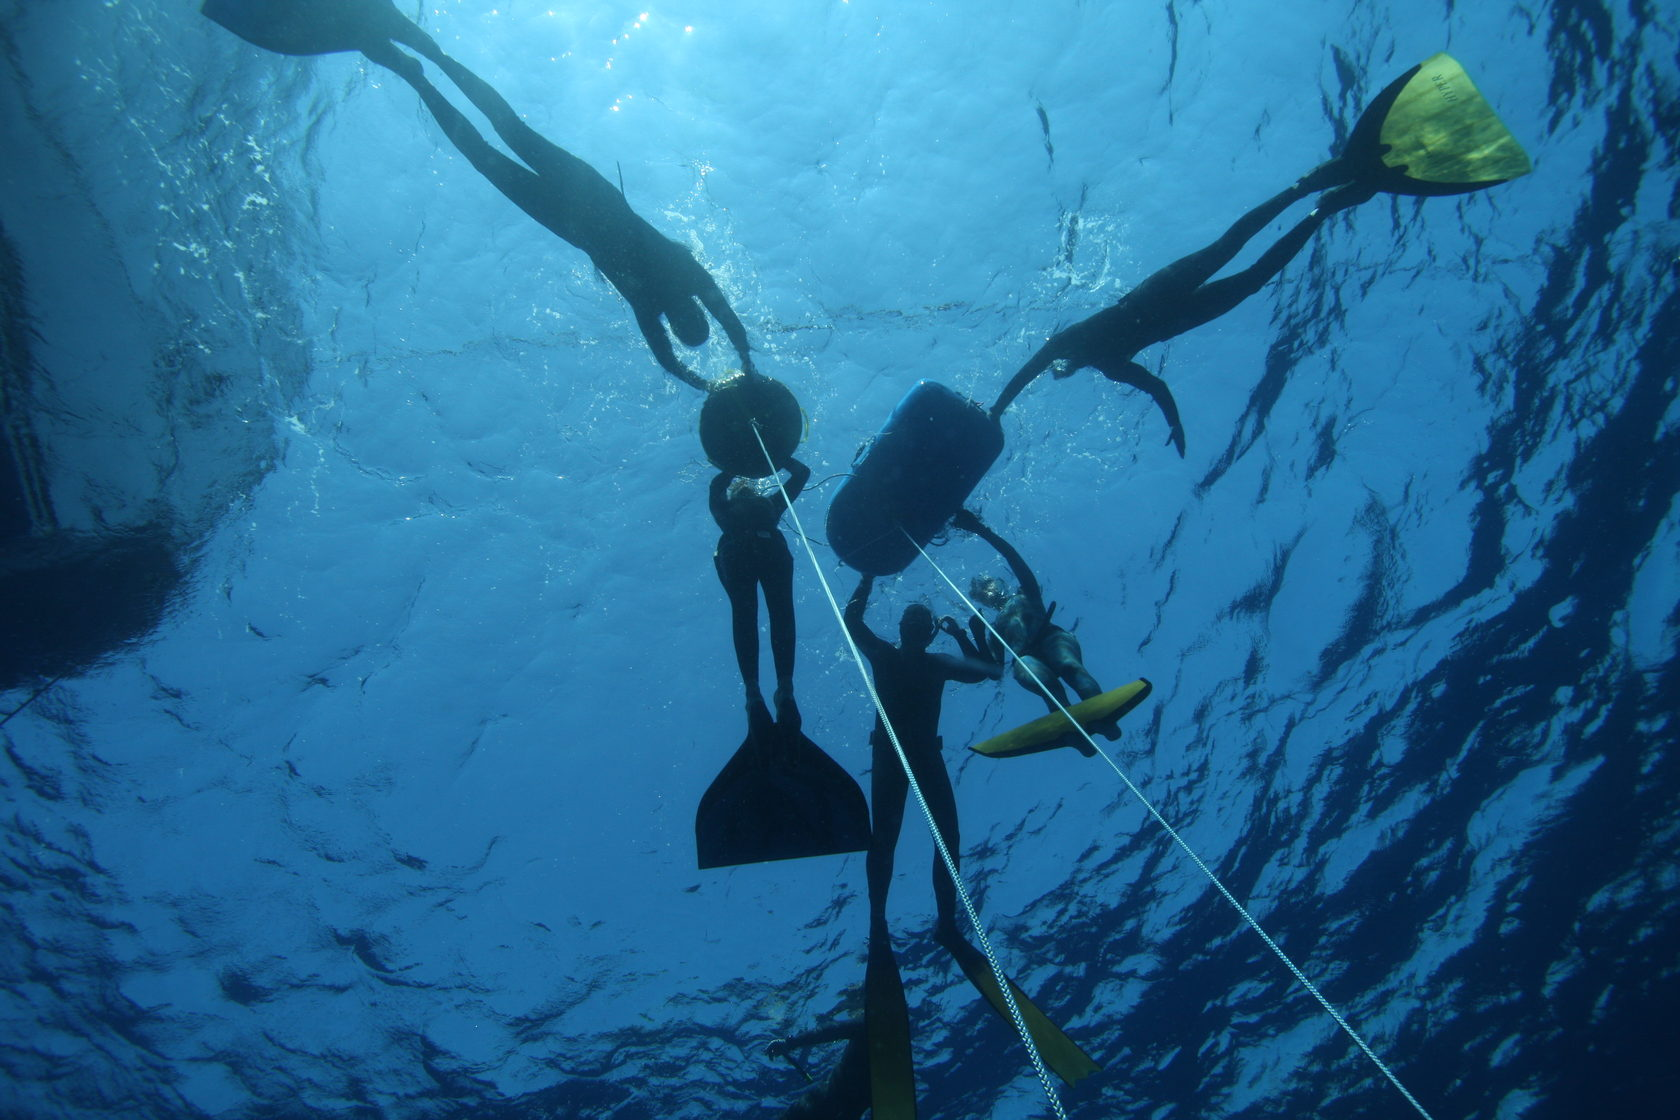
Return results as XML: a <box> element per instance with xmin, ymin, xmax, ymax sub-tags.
<box><xmin>988</xmin><ymin>53</ymin><xmax>1533</xmax><ymax>451</ymax></box>
<box><xmin>201</xmin><ymin>0</ymin><xmax>754</xmax><ymax>390</ymax></box>
<box><xmin>954</xmin><ymin>508</ymin><xmax>1123</xmax><ymax>752</ymax></box>
<box><xmin>844</xmin><ymin>574</ymin><xmax>1097</xmax><ymax>1116</ymax></box>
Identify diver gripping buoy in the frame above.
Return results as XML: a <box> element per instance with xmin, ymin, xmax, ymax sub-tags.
<box><xmin>827</xmin><ymin>381</ymin><xmax>1004</xmax><ymax>575</ymax></box>
<box><xmin>699</xmin><ymin>371</ymin><xmax>803</xmax><ymax>478</ymax></box>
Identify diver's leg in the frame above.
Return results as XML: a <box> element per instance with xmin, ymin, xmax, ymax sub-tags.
<box><xmin>762</xmin><ymin>540</ymin><xmax>797</xmax><ymax>718</ymax></box>
<box><xmin>867</xmin><ymin>732</ymin><xmax>909</xmax><ymax>927</ymax></box>
<box><xmin>426</xmin><ymin>49</ymin><xmax>614</xmax><ymax>204</ymax></box>
<box><xmin>1014</xmin><ymin>654</ymin><xmax>1071</xmax><ymax>711</ymax></box>
<box><xmin>940</xmin><ymin>932</ymin><xmax>1101</xmax><ymax>1086</ymax></box>
<box><xmin>364</xmin><ymin>41</ymin><xmax>555</xmax><ymax>218</ymax></box>
<box><xmin>1166</xmin><ymin>201</ymin><xmax>1353</xmax><ymax>333</ymax></box>
<box><xmin>917</xmin><ymin>749</ymin><xmax>964</xmax><ymax>946</ymax></box>
<box><xmin>1044</xmin><ymin>629</ymin><xmax>1118</xmax><ymax>747</ymax></box>
<box><xmin>714</xmin><ymin>549</ymin><xmax>763</xmax><ymax>706</ymax></box>
<box><xmin>383</xmin><ymin>11</ymin><xmax>449</xmax><ymax>69</ymax></box>
<box><xmin>1044</xmin><ymin>629</ymin><xmax>1101</xmax><ymax>701</ymax></box>
<box><xmin>1128</xmin><ymin>179</ymin><xmax>1320</xmax><ymax>316</ymax></box>
<box><xmin>865</xmin><ymin>914</ymin><xmax>916</xmax><ymax>1119</ymax></box>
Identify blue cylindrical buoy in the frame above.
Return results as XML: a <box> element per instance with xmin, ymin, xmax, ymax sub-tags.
<box><xmin>826</xmin><ymin>381</ymin><xmax>1003</xmax><ymax>574</ymax></box>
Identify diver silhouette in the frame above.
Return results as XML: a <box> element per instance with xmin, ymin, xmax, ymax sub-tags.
<box><xmin>954</xmin><ymin>507</ymin><xmax>1122</xmax><ymax>751</ymax></box>
<box><xmin>990</xmin><ymin>55</ymin><xmax>1533</xmax><ymax>452</ymax></box>
<box><xmin>711</xmin><ymin>459</ymin><xmax>812</xmax><ymax>733</ymax></box>
<box><xmin>202</xmin><ymin>0</ymin><xmax>753</xmax><ymax>390</ymax></box>
<box><xmin>988</xmin><ymin>161</ymin><xmax>1371</xmax><ymax>452</ymax></box>
<box><xmin>843</xmin><ymin>574</ymin><xmax>1097</xmax><ymax>1114</ymax></box>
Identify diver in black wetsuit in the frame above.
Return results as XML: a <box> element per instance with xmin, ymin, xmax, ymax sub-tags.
<box><xmin>844</xmin><ymin>575</ymin><xmax>1098</xmax><ymax>1107</ymax></box>
<box><xmin>362</xmin><ymin>40</ymin><xmax>755</xmax><ymax>391</ymax></box>
<box><xmin>989</xmin><ymin>161</ymin><xmax>1375</xmax><ymax>451</ymax></box>
<box><xmin>954</xmin><ymin>508</ymin><xmax>1120</xmax><ymax>751</ymax></box>
<box><xmin>199</xmin><ymin>0</ymin><xmax>752</xmax><ymax>391</ymax></box>
<box><xmin>844</xmin><ymin>575</ymin><xmax>999</xmax><ymax>939</ymax></box>
<box><xmin>711</xmin><ymin>459</ymin><xmax>811</xmax><ymax>731</ymax></box>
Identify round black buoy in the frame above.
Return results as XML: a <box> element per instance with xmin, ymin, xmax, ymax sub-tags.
<box><xmin>699</xmin><ymin>371</ymin><xmax>802</xmax><ymax>478</ymax></box>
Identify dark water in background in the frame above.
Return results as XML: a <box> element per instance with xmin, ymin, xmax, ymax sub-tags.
<box><xmin>1</xmin><ymin>2</ymin><xmax>1676</xmax><ymax>1119</ymax></box>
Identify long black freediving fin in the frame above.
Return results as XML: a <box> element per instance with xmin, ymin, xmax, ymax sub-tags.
<box><xmin>200</xmin><ymin>0</ymin><xmax>411</xmax><ymax>57</ymax></box>
<box><xmin>694</xmin><ymin>723</ymin><xmax>871</xmax><ymax>870</ymax></box>
<box><xmin>945</xmin><ymin>933</ymin><xmax>1101</xmax><ymax>1086</ymax></box>
<box><xmin>867</xmin><ymin>923</ymin><xmax>917</xmax><ymax>1120</ymax></box>
<box><xmin>1344</xmin><ymin>52</ymin><xmax>1533</xmax><ymax>197</ymax></box>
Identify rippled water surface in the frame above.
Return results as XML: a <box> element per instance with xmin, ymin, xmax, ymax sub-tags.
<box><xmin>2</xmin><ymin>2</ymin><xmax>1676</xmax><ymax>1118</ymax></box>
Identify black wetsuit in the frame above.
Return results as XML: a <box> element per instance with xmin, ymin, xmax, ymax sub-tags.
<box><xmin>843</xmin><ymin>577</ymin><xmax>998</xmax><ymax>936</ymax></box>
<box><xmin>711</xmin><ymin>461</ymin><xmax>810</xmax><ymax>706</ymax></box>
<box><xmin>359</xmin><ymin>35</ymin><xmax>753</xmax><ymax>390</ymax></box>
<box><xmin>990</xmin><ymin>163</ymin><xmax>1366</xmax><ymax>451</ymax></box>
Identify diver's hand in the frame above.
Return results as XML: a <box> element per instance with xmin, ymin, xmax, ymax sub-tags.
<box><xmin>766</xmin><ymin>1039</ymin><xmax>789</xmax><ymax>1060</ymax></box>
<box><xmin>938</xmin><ymin>616</ymin><xmax>962</xmax><ymax>639</ymax></box>
<box><xmin>621</xmin><ymin>229</ymin><xmax>755</xmax><ymax>385</ymax></box>
<box><xmin>950</xmin><ymin>508</ymin><xmax>983</xmax><ymax>534</ymax></box>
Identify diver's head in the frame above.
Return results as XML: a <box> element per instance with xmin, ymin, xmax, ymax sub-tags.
<box><xmin>899</xmin><ymin>603</ymin><xmax>935</xmax><ymax>650</ymax></box>
<box><xmin>970</xmin><ymin>575</ymin><xmax>1008</xmax><ymax>610</ymax></box>
<box><xmin>667</xmin><ymin>296</ymin><xmax>710</xmax><ymax>347</ymax></box>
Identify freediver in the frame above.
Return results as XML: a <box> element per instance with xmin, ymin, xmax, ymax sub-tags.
<box><xmin>988</xmin><ymin>162</ymin><xmax>1372</xmax><ymax>452</ymax></box>
<box><xmin>711</xmin><ymin>458</ymin><xmax>812</xmax><ymax>737</ymax></box>
<box><xmin>201</xmin><ymin>0</ymin><xmax>754</xmax><ymax>391</ymax></box>
<box><xmin>843</xmin><ymin>574</ymin><xmax>1096</xmax><ymax>1114</ymax></box>
<box><xmin>989</xmin><ymin>55</ymin><xmax>1533</xmax><ymax>451</ymax></box>
<box><xmin>954</xmin><ymin>508</ymin><xmax>1120</xmax><ymax>752</ymax></box>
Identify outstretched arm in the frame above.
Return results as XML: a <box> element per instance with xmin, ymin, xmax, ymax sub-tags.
<box><xmin>938</xmin><ymin>617</ymin><xmax>1003</xmax><ymax>682</ymax></box>
<box><xmin>778</xmin><ymin>458</ymin><xmax>812</xmax><ymax>508</ymax></box>
<box><xmin>632</xmin><ymin>303</ymin><xmax>710</xmax><ymax>392</ymax></box>
<box><xmin>768</xmin><ymin>1018</ymin><xmax>865</xmax><ymax>1056</ymax></box>
<box><xmin>843</xmin><ymin>574</ymin><xmax>888</xmax><ymax>658</ymax></box>
<box><xmin>989</xmin><ymin>341</ymin><xmax>1057</xmax><ymax>421</ymax></box>
<box><xmin>952</xmin><ymin>509</ymin><xmax>1042</xmax><ymax>606</ymax></box>
<box><xmin>695</xmin><ymin>276</ymin><xmax>756</xmax><ymax>374</ymax></box>
<box><xmin>844</xmin><ymin>573</ymin><xmax>872</xmax><ymax>635</ymax></box>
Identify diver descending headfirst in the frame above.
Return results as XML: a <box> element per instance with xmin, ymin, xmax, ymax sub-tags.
<box><xmin>989</xmin><ymin>53</ymin><xmax>1533</xmax><ymax>450</ymax></box>
<box><xmin>200</xmin><ymin>0</ymin><xmax>755</xmax><ymax>391</ymax></box>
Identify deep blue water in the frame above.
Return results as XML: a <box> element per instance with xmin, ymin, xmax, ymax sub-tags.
<box><xmin>2</xmin><ymin>2</ymin><xmax>1676</xmax><ymax>1118</ymax></box>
